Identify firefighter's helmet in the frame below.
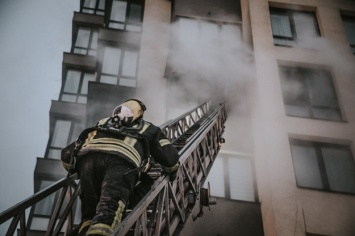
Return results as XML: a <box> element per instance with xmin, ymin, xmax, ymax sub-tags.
<box><xmin>112</xmin><ymin>99</ymin><xmax>146</xmax><ymax>125</ymax></box>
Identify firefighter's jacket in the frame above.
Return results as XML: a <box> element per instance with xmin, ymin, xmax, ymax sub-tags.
<box><xmin>61</xmin><ymin>117</ymin><xmax>179</xmax><ymax>174</ymax></box>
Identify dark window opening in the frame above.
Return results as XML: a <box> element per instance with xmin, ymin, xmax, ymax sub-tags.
<box><xmin>341</xmin><ymin>15</ymin><xmax>355</xmax><ymax>55</ymax></box>
<box><xmin>279</xmin><ymin>66</ymin><xmax>342</xmax><ymax>121</ymax></box>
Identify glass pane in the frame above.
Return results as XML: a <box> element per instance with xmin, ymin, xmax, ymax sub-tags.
<box><xmin>70</xmin><ymin>123</ymin><xmax>85</xmax><ymax>143</ymax></box>
<box><xmin>128</xmin><ymin>4</ymin><xmax>142</xmax><ymax>24</ymax></box>
<box><xmin>64</xmin><ymin>70</ymin><xmax>81</xmax><ymax>93</ymax></box>
<box><xmin>291</xmin><ymin>144</ymin><xmax>323</xmax><ymax>189</ymax></box>
<box><xmin>119</xmin><ymin>78</ymin><xmax>136</xmax><ymax>87</ymax></box>
<box><xmin>312</xmin><ymin>108</ymin><xmax>341</xmax><ymax>121</ymax></box>
<box><xmin>126</xmin><ymin>25</ymin><xmax>142</xmax><ymax>32</ymax></box>
<box><xmin>322</xmin><ymin>146</ymin><xmax>355</xmax><ymax>194</ymax></box>
<box><xmin>34</xmin><ymin>180</ymin><xmax>55</xmax><ymax>215</ymax></box>
<box><xmin>77</xmin><ymin>96</ymin><xmax>87</xmax><ymax>104</ymax></box>
<box><xmin>74</xmin><ymin>48</ymin><xmax>88</xmax><ymax>55</ymax></box>
<box><xmin>111</xmin><ymin>0</ymin><xmax>127</xmax><ymax>22</ymax></box>
<box><xmin>91</xmin><ymin>31</ymin><xmax>98</xmax><ymax>50</ymax></box>
<box><xmin>102</xmin><ymin>47</ymin><xmax>121</xmax><ymax>75</ymax></box>
<box><xmin>229</xmin><ymin>158</ymin><xmax>255</xmax><ymax>201</ymax></box>
<box><xmin>109</xmin><ymin>22</ymin><xmax>125</xmax><ymax>30</ymax></box>
<box><xmin>205</xmin><ymin>158</ymin><xmax>225</xmax><ymax>197</ymax></box>
<box><xmin>75</xmin><ymin>27</ymin><xmax>91</xmax><ymax>48</ymax></box>
<box><xmin>51</xmin><ymin>120</ymin><xmax>71</xmax><ymax>148</ymax></box>
<box><xmin>101</xmin><ymin>75</ymin><xmax>118</xmax><ymax>85</ymax></box>
<box><xmin>47</xmin><ymin>149</ymin><xmax>61</xmax><ymax>159</ymax></box>
<box><xmin>293</xmin><ymin>12</ymin><xmax>319</xmax><ymax>39</ymax></box>
<box><xmin>98</xmin><ymin>0</ymin><xmax>105</xmax><ymax>10</ymax></box>
<box><xmin>307</xmin><ymin>70</ymin><xmax>338</xmax><ymax>108</ymax></box>
<box><xmin>61</xmin><ymin>94</ymin><xmax>77</xmax><ymax>103</ymax></box>
<box><xmin>122</xmin><ymin>51</ymin><xmax>138</xmax><ymax>77</ymax></box>
<box><xmin>285</xmin><ymin>105</ymin><xmax>311</xmax><ymax>117</ymax></box>
<box><xmin>270</xmin><ymin>13</ymin><xmax>292</xmax><ymax>37</ymax></box>
<box><xmin>178</xmin><ymin>18</ymin><xmax>199</xmax><ymax>44</ymax></box>
<box><xmin>81</xmin><ymin>73</ymin><xmax>95</xmax><ymax>94</ymax></box>
<box><xmin>84</xmin><ymin>0</ymin><xmax>96</xmax><ymax>8</ymax></box>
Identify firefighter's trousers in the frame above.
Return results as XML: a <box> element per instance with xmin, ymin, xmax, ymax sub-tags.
<box><xmin>76</xmin><ymin>153</ymin><xmax>138</xmax><ymax>235</ymax></box>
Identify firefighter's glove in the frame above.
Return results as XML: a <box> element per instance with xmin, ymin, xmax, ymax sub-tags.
<box><xmin>162</xmin><ymin>163</ymin><xmax>179</xmax><ymax>182</ymax></box>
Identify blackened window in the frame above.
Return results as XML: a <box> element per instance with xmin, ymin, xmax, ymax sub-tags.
<box><xmin>341</xmin><ymin>15</ymin><xmax>355</xmax><ymax>55</ymax></box>
<box><xmin>72</xmin><ymin>26</ymin><xmax>98</xmax><ymax>56</ymax></box>
<box><xmin>81</xmin><ymin>0</ymin><xmax>105</xmax><ymax>15</ymax></box>
<box><xmin>47</xmin><ymin>120</ymin><xmax>84</xmax><ymax>159</ymax></box>
<box><xmin>279</xmin><ymin>66</ymin><xmax>342</xmax><ymax>121</ymax></box>
<box><xmin>100</xmin><ymin>45</ymin><xmax>139</xmax><ymax>87</ymax></box>
<box><xmin>61</xmin><ymin>69</ymin><xmax>95</xmax><ymax>104</ymax></box>
<box><xmin>109</xmin><ymin>0</ymin><xmax>144</xmax><ymax>32</ymax></box>
<box><xmin>270</xmin><ymin>8</ymin><xmax>320</xmax><ymax>46</ymax></box>
<box><xmin>290</xmin><ymin>139</ymin><xmax>355</xmax><ymax>194</ymax></box>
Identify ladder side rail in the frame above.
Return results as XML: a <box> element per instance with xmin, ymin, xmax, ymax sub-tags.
<box><xmin>160</xmin><ymin>101</ymin><xmax>211</xmax><ymax>141</ymax></box>
<box><xmin>113</xmin><ymin>103</ymin><xmax>226</xmax><ymax>236</ymax></box>
<box><xmin>0</xmin><ymin>174</ymin><xmax>78</xmax><ymax>235</ymax></box>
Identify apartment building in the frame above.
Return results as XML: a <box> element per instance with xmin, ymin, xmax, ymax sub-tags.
<box><xmin>27</xmin><ymin>0</ymin><xmax>355</xmax><ymax>235</ymax></box>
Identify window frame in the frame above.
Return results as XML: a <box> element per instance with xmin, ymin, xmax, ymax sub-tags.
<box><xmin>81</xmin><ymin>0</ymin><xmax>105</xmax><ymax>16</ymax></box>
<box><xmin>290</xmin><ymin>139</ymin><xmax>355</xmax><ymax>195</ymax></box>
<box><xmin>108</xmin><ymin>0</ymin><xmax>145</xmax><ymax>32</ymax></box>
<box><xmin>269</xmin><ymin>7</ymin><xmax>320</xmax><ymax>47</ymax></box>
<box><xmin>98</xmin><ymin>44</ymin><xmax>140</xmax><ymax>87</ymax></box>
<box><xmin>72</xmin><ymin>26</ymin><xmax>98</xmax><ymax>56</ymax></box>
<box><xmin>45</xmin><ymin>119</ymin><xmax>85</xmax><ymax>160</ymax></box>
<box><xmin>60</xmin><ymin>68</ymin><xmax>96</xmax><ymax>104</ymax></box>
<box><xmin>279</xmin><ymin>65</ymin><xmax>343</xmax><ymax>121</ymax></box>
<box><xmin>205</xmin><ymin>153</ymin><xmax>257</xmax><ymax>202</ymax></box>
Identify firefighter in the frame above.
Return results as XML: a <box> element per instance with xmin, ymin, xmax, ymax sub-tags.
<box><xmin>61</xmin><ymin>99</ymin><xmax>180</xmax><ymax>236</ymax></box>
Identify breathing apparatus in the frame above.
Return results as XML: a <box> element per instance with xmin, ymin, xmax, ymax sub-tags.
<box><xmin>111</xmin><ymin>99</ymin><xmax>146</xmax><ymax>128</ymax></box>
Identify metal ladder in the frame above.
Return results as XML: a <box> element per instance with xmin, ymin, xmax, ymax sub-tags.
<box><xmin>0</xmin><ymin>101</ymin><xmax>227</xmax><ymax>236</ymax></box>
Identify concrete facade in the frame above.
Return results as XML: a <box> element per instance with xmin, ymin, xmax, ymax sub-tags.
<box><xmin>249</xmin><ymin>1</ymin><xmax>355</xmax><ymax>235</ymax></box>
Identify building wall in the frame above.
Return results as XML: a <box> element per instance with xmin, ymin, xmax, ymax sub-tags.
<box><xmin>136</xmin><ymin>0</ymin><xmax>171</xmax><ymax>125</ymax></box>
<box><xmin>249</xmin><ymin>0</ymin><xmax>355</xmax><ymax>235</ymax></box>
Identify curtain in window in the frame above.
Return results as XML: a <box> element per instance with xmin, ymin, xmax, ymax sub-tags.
<box><xmin>270</xmin><ymin>13</ymin><xmax>293</xmax><ymax>46</ymax></box>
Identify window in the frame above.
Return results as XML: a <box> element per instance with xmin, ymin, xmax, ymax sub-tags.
<box><xmin>100</xmin><ymin>46</ymin><xmax>139</xmax><ymax>87</ymax></box>
<box><xmin>279</xmin><ymin>66</ymin><xmax>342</xmax><ymax>121</ymax></box>
<box><xmin>61</xmin><ymin>69</ymin><xmax>95</xmax><ymax>104</ymax></box>
<box><xmin>81</xmin><ymin>0</ymin><xmax>105</xmax><ymax>15</ymax></box>
<box><xmin>270</xmin><ymin>7</ymin><xmax>320</xmax><ymax>46</ymax></box>
<box><xmin>47</xmin><ymin>120</ymin><xmax>85</xmax><ymax>159</ymax></box>
<box><xmin>341</xmin><ymin>15</ymin><xmax>355</xmax><ymax>54</ymax></box>
<box><xmin>205</xmin><ymin>154</ymin><xmax>256</xmax><ymax>202</ymax></box>
<box><xmin>109</xmin><ymin>0</ymin><xmax>144</xmax><ymax>32</ymax></box>
<box><xmin>290</xmin><ymin>139</ymin><xmax>355</xmax><ymax>194</ymax></box>
<box><xmin>176</xmin><ymin>17</ymin><xmax>242</xmax><ymax>46</ymax></box>
<box><xmin>72</xmin><ymin>26</ymin><xmax>98</xmax><ymax>56</ymax></box>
